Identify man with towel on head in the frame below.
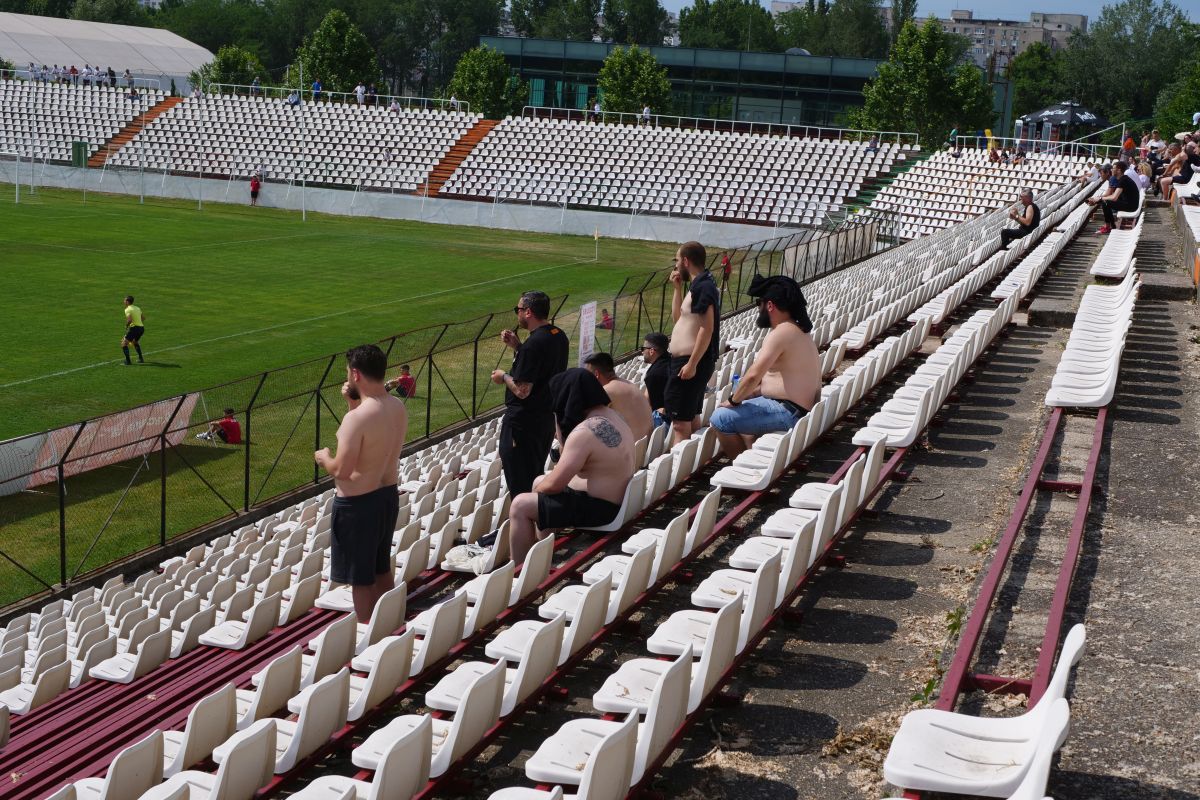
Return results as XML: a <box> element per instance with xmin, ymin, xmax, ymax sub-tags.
<box><xmin>506</xmin><ymin>368</ymin><xmax>635</xmax><ymax>565</ymax></box>
<box><xmin>710</xmin><ymin>274</ymin><xmax>821</xmax><ymax>458</ymax></box>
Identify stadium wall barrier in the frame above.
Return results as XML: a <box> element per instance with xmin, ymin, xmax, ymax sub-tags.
<box><xmin>0</xmin><ymin>187</ymin><xmax>896</xmax><ymax>618</ymax></box>
<box><xmin>28</xmin><ymin>164</ymin><xmax>788</xmax><ymax>249</ymax></box>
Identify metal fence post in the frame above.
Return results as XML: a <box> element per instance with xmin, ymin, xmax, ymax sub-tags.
<box><xmin>314</xmin><ymin>355</ymin><xmax>336</xmax><ymax>484</ymax></box>
<box><xmin>245</xmin><ymin>373</ymin><xmax>268</xmax><ymax>512</ymax></box>
<box><xmin>160</xmin><ymin>395</ymin><xmax>188</xmax><ymax>546</ymax></box>
<box><xmin>57</xmin><ymin>423</ymin><xmax>87</xmax><ymax>588</ymax></box>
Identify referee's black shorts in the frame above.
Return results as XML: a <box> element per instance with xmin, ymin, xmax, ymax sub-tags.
<box><xmin>124</xmin><ymin>326</ymin><xmax>145</xmax><ymax>342</ymax></box>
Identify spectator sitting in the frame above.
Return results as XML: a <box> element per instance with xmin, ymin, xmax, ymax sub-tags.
<box><xmin>598</xmin><ymin>308</ymin><xmax>613</xmax><ymax>330</ymax></box>
<box><xmin>285</xmin><ymin>90</ymin><xmax>300</xmax><ymax>107</ymax></box>
<box><xmin>449</xmin><ymin>95</ymin><xmax>459</xmax><ymax>112</ymax></box>
<box><xmin>950</xmin><ymin>145</ymin><xmax>963</xmax><ymax>159</ymax></box>
<box><xmin>989</xmin><ymin>147</ymin><xmax>1002</xmax><ymax>164</ymax></box>
<box><xmin>1136</xmin><ymin>162</ymin><xmax>1153</xmax><ymax>190</ymax></box>
<box><xmin>1000</xmin><ymin>188</ymin><xmax>1040</xmax><ymax>249</ymax></box>
<box><xmin>641</xmin><ymin>332</ymin><xmax>670</xmax><ymax>429</ymax></box>
<box><xmin>505</xmin><ymin>369</ymin><xmax>634</xmax><ymax>565</ymax></box>
<box><xmin>1012</xmin><ymin>147</ymin><xmax>1027</xmax><ymax>165</ymax></box>
<box><xmin>710</xmin><ymin>275</ymin><xmax>820</xmax><ymax>458</ymax></box>
<box><xmin>1088</xmin><ymin>163</ymin><xmax>1139</xmax><ymax>235</ymax></box>
<box><xmin>1078</xmin><ymin>162</ymin><xmax>1098</xmax><ymax>184</ymax></box>
<box><xmin>584</xmin><ymin>352</ymin><xmax>653</xmax><ymax>441</ymax></box>
<box><xmin>1147</xmin><ymin>129</ymin><xmax>1165</xmax><ymax>154</ymax></box>
<box><xmin>385</xmin><ymin>364</ymin><xmax>416</xmax><ymax>398</ymax></box>
<box><xmin>197</xmin><ymin>408</ymin><xmax>242</xmax><ymax>443</ymax></box>
<box><xmin>1159</xmin><ymin>141</ymin><xmax>1199</xmax><ymax>199</ymax></box>
<box><xmin>129</xmin><ymin>87</ymin><xmax>139</xmax><ymax>102</ymax></box>
<box><xmin>388</xmin><ymin>98</ymin><xmax>400</xmax><ymax>113</ymax></box>
<box><xmin>866</xmin><ymin>134</ymin><xmax>879</xmax><ymax>154</ymax></box>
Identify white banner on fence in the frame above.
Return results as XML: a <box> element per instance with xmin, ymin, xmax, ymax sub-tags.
<box><xmin>578</xmin><ymin>302</ymin><xmax>597</xmax><ymax>367</ymax></box>
<box><xmin>0</xmin><ymin>433</ymin><xmax>49</xmax><ymax>497</ymax></box>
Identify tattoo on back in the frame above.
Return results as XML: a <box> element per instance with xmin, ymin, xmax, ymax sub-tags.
<box><xmin>589</xmin><ymin>418</ymin><xmax>622</xmax><ymax>448</ymax></box>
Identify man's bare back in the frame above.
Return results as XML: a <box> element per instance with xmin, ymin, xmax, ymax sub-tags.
<box><xmin>332</xmin><ymin>393</ymin><xmax>407</xmax><ymax>496</ymax></box>
<box><xmin>758</xmin><ymin>323</ymin><xmax>821</xmax><ymax>409</ymax></box>
<box><xmin>602</xmin><ymin>378</ymin><xmax>653</xmax><ymax>441</ymax></box>
<box><xmin>562</xmin><ymin>407</ymin><xmax>634</xmax><ymax>505</ymax></box>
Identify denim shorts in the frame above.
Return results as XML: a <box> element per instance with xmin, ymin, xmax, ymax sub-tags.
<box><xmin>710</xmin><ymin>396</ymin><xmax>806</xmax><ymax>436</ymax></box>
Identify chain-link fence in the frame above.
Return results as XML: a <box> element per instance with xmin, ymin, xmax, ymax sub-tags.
<box><xmin>0</xmin><ymin>212</ymin><xmax>900</xmax><ymax>610</ymax></box>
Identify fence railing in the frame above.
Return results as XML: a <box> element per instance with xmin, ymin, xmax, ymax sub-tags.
<box><xmin>522</xmin><ymin>106</ymin><xmax>920</xmax><ymax>148</ymax></box>
<box><xmin>2</xmin><ymin>67</ymin><xmax>161</xmax><ymax>91</ymax></box>
<box><xmin>955</xmin><ymin>134</ymin><xmax>1123</xmax><ymax>161</ymax></box>
<box><xmin>206</xmin><ymin>82</ymin><xmax>468</xmax><ymax>114</ymax></box>
<box><xmin>0</xmin><ymin>217</ymin><xmax>898</xmax><ymax>612</ymax></box>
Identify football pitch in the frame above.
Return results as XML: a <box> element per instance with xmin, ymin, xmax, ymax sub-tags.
<box><xmin>0</xmin><ymin>186</ymin><xmax>681</xmax><ymax>440</ymax></box>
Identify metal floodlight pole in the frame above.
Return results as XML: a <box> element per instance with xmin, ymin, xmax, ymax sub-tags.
<box><xmin>301</xmin><ymin>60</ymin><xmax>307</xmax><ymax>223</ymax></box>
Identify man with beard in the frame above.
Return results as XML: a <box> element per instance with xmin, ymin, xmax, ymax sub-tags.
<box><xmin>709</xmin><ymin>275</ymin><xmax>820</xmax><ymax>458</ymax></box>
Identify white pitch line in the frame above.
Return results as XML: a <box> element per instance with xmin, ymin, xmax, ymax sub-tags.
<box><xmin>0</xmin><ymin>254</ymin><xmax>598</xmax><ymax>390</ymax></box>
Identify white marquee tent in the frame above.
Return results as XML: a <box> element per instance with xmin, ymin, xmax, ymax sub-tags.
<box><xmin>0</xmin><ymin>12</ymin><xmax>212</xmax><ymax>89</ymax></box>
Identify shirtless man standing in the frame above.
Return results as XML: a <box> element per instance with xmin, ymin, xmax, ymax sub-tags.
<box><xmin>583</xmin><ymin>352</ymin><xmax>653</xmax><ymax>440</ymax></box>
<box><xmin>507</xmin><ymin>369</ymin><xmax>635</xmax><ymax>564</ymax></box>
<box><xmin>710</xmin><ymin>275</ymin><xmax>820</xmax><ymax>458</ymax></box>
<box><xmin>664</xmin><ymin>241</ymin><xmax>720</xmax><ymax>446</ymax></box>
<box><xmin>315</xmin><ymin>344</ymin><xmax>408</xmax><ymax>623</ymax></box>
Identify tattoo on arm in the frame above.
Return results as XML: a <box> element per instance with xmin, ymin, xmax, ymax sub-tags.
<box><xmin>588</xmin><ymin>418</ymin><xmax>622</xmax><ymax>448</ymax></box>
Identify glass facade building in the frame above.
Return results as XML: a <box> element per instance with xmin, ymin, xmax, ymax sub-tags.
<box><xmin>480</xmin><ymin>36</ymin><xmax>882</xmax><ymax>127</ymax></box>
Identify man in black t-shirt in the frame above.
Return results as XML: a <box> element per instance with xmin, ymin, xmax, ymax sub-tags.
<box><xmin>641</xmin><ymin>331</ymin><xmax>670</xmax><ymax>428</ymax></box>
<box><xmin>665</xmin><ymin>241</ymin><xmax>720</xmax><ymax>445</ymax></box>
<box><xmin>492</xmin><ymin>290</ymin><xmax>570</xmax><ymax>495</ymax></box>
<box><xmin>1087</xmin><ymin>163</ymin><xmax>1140</xmax><ymax>235</ymax></box>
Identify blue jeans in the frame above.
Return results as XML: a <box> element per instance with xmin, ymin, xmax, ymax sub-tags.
<box><xmin>710</xmin><ymin>396</ymin><xmax>806</xmax><ymax>436</ymax></box>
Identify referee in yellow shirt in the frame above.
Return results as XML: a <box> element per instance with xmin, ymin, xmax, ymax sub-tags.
<box><xmin>122</xmin><ymin>295</ymin><xmax>145</xmax><ymax>365</ymax></box>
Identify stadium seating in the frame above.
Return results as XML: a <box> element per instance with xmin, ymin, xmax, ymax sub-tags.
<box><xmin>106</xmin><ymin>95</ymin><xmax>481</xmax><ymax>191</ymax></box>
<box><xmin>863</xmin><ymin>149</ymin><xmax>1087</xmax><ymax>239</ymax></box>
<box><xmin>0</xmin><ymin>78</ymin><xmax>163</xmax><ymax>163</ymax></box>
<box><xmin>440</xmin><ymin>116</ymin><xmax>906</xmax><ymax>225</ymax></box>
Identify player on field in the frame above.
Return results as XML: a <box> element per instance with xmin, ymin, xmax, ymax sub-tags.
<box><xmin>121</xmin><ymin>295</ymin><xmax>145</xmax><ymax>365</ymax></box>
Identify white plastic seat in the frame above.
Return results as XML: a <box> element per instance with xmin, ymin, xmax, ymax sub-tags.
<box><xmin>88</xmin><ymin>626</ymin><xmax>171</xmax><ymax>684</ymax></box>
<box><xmin>74</xmin><ymin>730</ymin><xmax>163</xmax><ymax>800</ymax></box>
<box><xmin>236</xmin><ymin>646</ymin><xmax>302</xmax><ymax>730</ymax></box>
<box><xmin>287</xmin><ymin>715</ymin><xmax>431</xmax><ymax>800</ymax></box>
<box><xmin>539</xmin><ymin>544</ymin><xmax>653</xmax><ymax>627</ymax></box>
<box><xmin>621</xmin><ymin>487</ymin><xmax>721</xmax><ymax>557</ymax></box>
<box><xmin>489</xmin><ymin>575</ymin><xmax>611</xmax><ymax>666</ymax></box>
<box><xmin>139</xmin><ymin>718</ymin><xmax>276</xmax><ymax>800</ymax></box>
<box><xmin>353</xmin><ymin>659</ymin><xmax>504</xmax><ymax>778</ymax></box>
<box><xmin>354</xmin><ymin>591</ymin><xmax>466</xmax><ymax>677</ymax></box>
<box><xmin>883</xmin><ymin>625</ymin><xmax>1085</xmax><ymax>796</ymax></box>
<box><xmin>199</xmin><ymin>593</ymin><xmax>281</xmax><ymax>650</ymax></box>
<box><xmin>163</xmin><ymin>683</ymin><xmax>237</xmax><ymax>777</ymax></box>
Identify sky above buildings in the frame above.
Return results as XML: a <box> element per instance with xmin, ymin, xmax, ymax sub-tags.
<box><xmin>658</xmin><ymin>0</ymin><xmax>1200</xmax><ymax>22</ymax></box>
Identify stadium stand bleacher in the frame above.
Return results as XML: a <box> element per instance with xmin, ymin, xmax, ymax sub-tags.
<box><xmin>106</xmin><ymin>95</ymin><xmax>481</xmax><ymax>191</ymax></box>
<box><xmin>439</xmin><ymin>116</ymin><xmax>908</xmax><ymax>225</ymax></box>
<box><xmin>0</xmin><ymin>78</ymin><xmax>163</xmax><ymax>163</ymax></box>
<box><xmin>863</xmin><ymin>148</ymin><xmax>1086</xmax><ymax>239</ymax></box>
<box><xmin>0</xmin><ymin>164</ymin><xmax>1104</xmax><ymax>800</ymax></box>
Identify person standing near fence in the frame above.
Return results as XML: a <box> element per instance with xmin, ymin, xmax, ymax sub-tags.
<box><xmin>492</xmin><ymin>291</ymin><xmax>569</xmax><ymax>495</ymax></box>
<box><xmin>315</xmin><ymin>345</ymin><xmax>408</xmax><ymax>624</ymax></box>
<box><xmin>121</xmin><ymin>295</ymin><xmax>145</xmax><ymax>365</ymax></box>
<box><xmin>249</xmin><ymin>173</ymin><xmax>261</xmax><ymax>206</ymax></box>
<box><xmin>664</xmin><ymin>241</ymin><xmax>720</xmax><ymax>446</ymax></box>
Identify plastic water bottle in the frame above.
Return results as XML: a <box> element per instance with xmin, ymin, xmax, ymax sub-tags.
<box><xmin>731</xmin><ymin>374</ymin><xmax>740</xmax><ymax>393</ymax></box>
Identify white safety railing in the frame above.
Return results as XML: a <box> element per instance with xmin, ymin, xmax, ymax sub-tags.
<box><xmin>956</xmin><ymin>134</ymin><xmax>1124</xmax><ymax>160</ymax></box>
<box><xmin>521</xmin><ymin>105</ymin><xmax>919</xmax><ymax>147</ymax></box>
<box><xmin>206</xmin><ymin>82</ymin><xmax>468</xmax><ymax>114</ymax></box>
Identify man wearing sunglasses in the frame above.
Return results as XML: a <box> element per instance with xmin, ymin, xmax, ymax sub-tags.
<box><xmin>492</xmin><ymin>291</ymin><xmax>569</xmax><ymax>494</ymax></box>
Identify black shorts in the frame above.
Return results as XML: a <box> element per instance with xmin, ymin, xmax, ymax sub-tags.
<box><xmin>330</xmin><ymin>485</ymin><xmax>397</xmax><ymax>586</ymax></box>
<box><xmin>663</xmin><ymin>354</ymin><xmax>715</xmax><ymax>422</ymax></box>
<box><xmin>1172</xmin><ymin>174</ymin><xmax>1190</xmax><ymax>184</ymax></box>
<box><xmin>537</xmin><ymin>487</ymin><xmax>622</xmax><ymax>530</ymax></box>
<box><xmin>125</xmin><ymin>326</ymin><xmax>144</xmax><ymax>342</ymax></box>
<box><xmin>215</xmin><ymin>428</ymin><xmax>229</xmax><ymax>443</ymax></box>
<box><xmin>251</xmin><ymin>189</ymin><xmax>260</xmax><ymax>198</ymax></box>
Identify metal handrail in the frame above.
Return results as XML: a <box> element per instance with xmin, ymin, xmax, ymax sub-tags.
<box><xmin>206</xmin><ymin>82</ymin><xmax>469</xmax><ymax>114</ymax></box>
<box><xmin>521</xmin><ymin>105</ymin><xmax>919</xmax><ymax>147</ymax></box>
<box><xmin>956</xmin><ymin>134</ymin><xmax>1122</xmax><ymax>160</ymax></box>
<box><xmin>2</xmin><ymin>67</ymin><xmax>162</xmax><ymax>91</ymax></box>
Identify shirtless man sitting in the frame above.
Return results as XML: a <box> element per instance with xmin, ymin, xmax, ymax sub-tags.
<box><xmin>315</xmin><ymin>344</ymin><xmax>408</xmax><ymax>623</ymax></box>
<box><xmin>710</xmin><ymin>275</ymin><xmax>821</xmax><ymax>458</ymax></box>
<box><xmin>507</xmin><ymin>369</ymin><xmax>635</xmax><ymax>564</ymax></box>
<box><xmin>664</xmin><ymin>241</ymin><xmax>720</xmax><ymax>446</ymax></box>
<box><xmin>584</xmin><ymin>352</ymin><xmax>653</xmax><ymax>441</ymax></box>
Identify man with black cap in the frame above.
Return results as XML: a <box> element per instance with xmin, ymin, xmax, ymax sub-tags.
<box><xmin>710</xmin><ymin>274</ymin><xmax>821</xmax><ymax>458</ymax></box>
<box><xmin>505</xmin><ymin>368</ymin><xmax>635</xmax><ymax>564</ymax></box>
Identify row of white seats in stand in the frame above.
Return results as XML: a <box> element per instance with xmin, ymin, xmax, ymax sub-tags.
<box><xmin>1044</xmin><ymin>270</ymin><xmax>1139</xmax><ymax>409</ymax></box>
<box><xmin>883</xmin><ymin>625</ymin><xmax>1086</xmax><ymax>798</ymax></box>
<box><xmin>853</xmin><ymin>294</ymin><xmax>1019</xmax><ymax>449</ymax></box>
<box><xmin>990</xmin><ymin>230</ymin><xmax>1068</xmax><ymax>301</ymax></box>
<box><xmin>1090</xmin><ymin>217</ymin><xmax>1142</xmax><ymax>279</ymax></box>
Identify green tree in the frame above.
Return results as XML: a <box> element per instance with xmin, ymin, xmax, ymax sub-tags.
<box><xmin>889</xmin><ymin>0</ymin><xmax>916</xmax><ymax>42</ymax></box>
<box><xmin>155</xmin><ymin>0</ymin><xmax>271</xmax><ymax>67</ymax></box>
<box><xmin>187</xmin><ymin>44</ymin><xmax>267</xmax><ymax>92</ymax></box>
<box><xmin>0</xmin><ymin>0</ymin><xmax>74</xmax><ymax>17</ymax></box>
<box><xmin>1006</xmin><ymin>42</ymin><xmax>1063</xmax><ymax>117</ymax></box>
<box><xmin>777</xmin><ymin>0</ymin><xmax>829</xmax><ymax>53</ymax></box>
<box><xmin>511</xmin><ymin>0</ymin><xmax>598</xmax><ymax>41</ymax></box>
<box><xmin>1155</xmin><ymin>60</ymin><xmax>1200</xmax><ymax>135</ymax></box>
<box><xmin>596</xmin><ymin>44</ymin><xmax>671</xmax><ymax>113</ymax></box>
<box><xmin>1058</xmin><ymin>0</ymin><xmax>1197</xmax><ymax>121</ymax></box>
<box><xmin>848</xmin><ymin>18</ymin><xmax>993</xmax><ymax>145</ymax></box>
<box><xmin>70</xmin><ymin>0</ymin><xmax>148</xmax><ymax>25</ymax></box>
<box><xmin>679</xmin><ymin>0</ymin><xmax>780</xmax><ymax>52</ymax></box>
<box><xmin>446</xmin><ymin>44</ymin><xmax>527</xmax><ymax>118</ymax></box>
<box><xmin>294</xmin><ymin>8</ymin><xmax>381</xmax><ymax>95</ymax></box>
<box><xmin>601</xmin><ymin>0</ymin><xmax>669</xmax><ymax>45</ymax></box>
<box><xmin>260</xmin><ymin>0</ymin><xmax>336</xmax><ymax>76</ymax></box>
<box><xmin>778</xmin><ymin>0</ymin><xmax>888</xmax><ymax>58</ymax></box>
